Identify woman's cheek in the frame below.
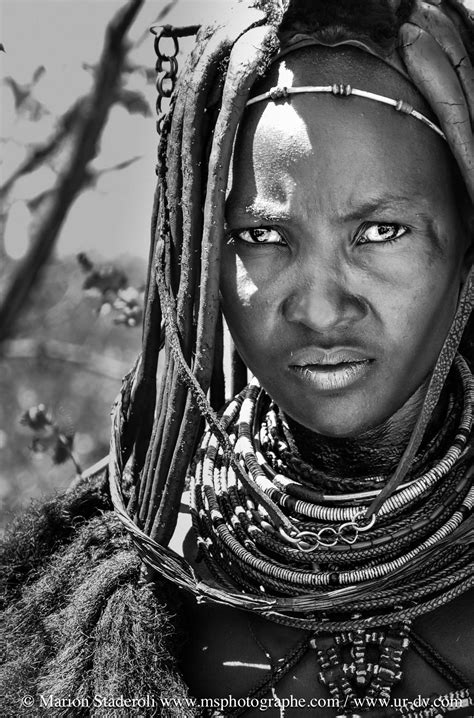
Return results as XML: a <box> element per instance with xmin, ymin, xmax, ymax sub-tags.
<box><xmin>221</xmin><ymin>255</ymin><xmax>257</xmax><ymax>341</ymax></box>
<box><xmin>386</xmin><ymin>261</ymin><xmax>459</xmax><ymax>355</ymax></box>
<box><xmin>221</xmin><ymin>252</ymin><xmax>258</xmax><ymax>300</ymax></box>
<box><xmin>222</xmin><ymin>258</ymin><xmax>280</xmax><ymax>361</ymax></box>
<box><xmin>233</xmin><ymin>255</ymin><xmax>260</xmax><ymax>307</ymax></box>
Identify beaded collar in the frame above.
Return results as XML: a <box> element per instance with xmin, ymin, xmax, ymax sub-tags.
<box><xmin>187</xmin><ymin>354</ymin><xmax>474</xmax><ymax>717</ymax></box>
<box><xmin>189</xmin><ymin>354</ymin><xmax>474</xmax><ymax>631</ymax></box>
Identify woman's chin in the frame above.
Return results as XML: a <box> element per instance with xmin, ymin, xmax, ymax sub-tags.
<box><xmin>280</xmin><ymin>397</ymin><xmax>402</xmax><ymax>440</ymax></box>
<box><xmin>283</xmin><ymin>409</ymin><xmax>378</xmax><ymax>439</ymax></box>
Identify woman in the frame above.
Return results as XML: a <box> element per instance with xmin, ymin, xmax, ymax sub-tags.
<box><xmin>3</xmin><ymin>1</ymin><xmax>474</xmax><ymax>716</ymax></box>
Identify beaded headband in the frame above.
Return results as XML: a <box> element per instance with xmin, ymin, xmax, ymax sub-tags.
<box><xmin>246</xmin><ymin>83</ymin><xmax>446</xmax><ymax>140</ymax></box>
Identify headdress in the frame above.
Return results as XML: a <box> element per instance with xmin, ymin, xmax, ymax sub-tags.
<box><xmin>246</xmin><ymin>84</ymin><xmax>446</xmax><ymax>138</ymax></box>
<box><xmin>108</xmin><ymin>0</ymin><xmax>474</xmax><ymax>625</ymax></box>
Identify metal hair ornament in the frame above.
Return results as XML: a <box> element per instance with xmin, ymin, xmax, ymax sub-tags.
<box><xmin>246</xmin><ymin>83</ymin><xmax>447</xmax><ymax>140</ymax></box>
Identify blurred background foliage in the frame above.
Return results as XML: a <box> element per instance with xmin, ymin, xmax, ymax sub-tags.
<box><xmin>0</xmin><ymin>0</ymin><xmax>228</xmax><ymax>530</ymax></box>
<box><xmin>0</xmin><ymin>253</ymin><xmax>145</xmax><ymax>525</ymax></box>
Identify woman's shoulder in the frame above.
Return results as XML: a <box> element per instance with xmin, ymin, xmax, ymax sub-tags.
<box><xmin>412</xmin><ymin>586</ymin><xmax>474</xmax><ymax>680</ymax></box>
<box><xmin>175</xmin><ymin>503</ymin><xmax>474</xmax><ymax>716</ymax></box>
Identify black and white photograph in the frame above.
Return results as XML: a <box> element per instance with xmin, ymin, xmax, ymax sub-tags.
<box><xmin>2</xmin><ymin>1</ymin><xmax>474</xmax><ymax>716</ymax></box>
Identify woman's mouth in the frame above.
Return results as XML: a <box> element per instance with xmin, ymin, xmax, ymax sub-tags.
<box><xmin>289</xmin><ymin>350</ymin><xmax>373</xmax><ymax>392</ymax></box>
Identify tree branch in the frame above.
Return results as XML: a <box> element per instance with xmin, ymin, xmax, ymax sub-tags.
<box><xmin>0</xmin><ymin>98</ymin><xmax>86</xmax><ymax>202</ymax></box>
<box><xmin>132</xmin><ymin>0</ymin><xmax>178</xmax><ymax>48</ymax></box>
<box><xmin>0</xmin><ymin>0</ymin><xmax>144</xmax><ymax>344</ymax></box>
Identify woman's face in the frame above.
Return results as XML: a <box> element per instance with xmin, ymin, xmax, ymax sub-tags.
<box><xmin>221</xmin><ymin>49</ymin><xmax>469</xmax><ymax>437</ymax></box>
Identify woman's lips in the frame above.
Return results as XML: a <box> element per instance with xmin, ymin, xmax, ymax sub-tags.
<box><xmin>289</xmin><ymin>350</ymin><xmax>373</xmax><ymax>391</ymax></box>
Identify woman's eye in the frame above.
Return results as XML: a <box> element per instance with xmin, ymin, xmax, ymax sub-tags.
<box><xmin>230</xmin><ymin>228</ymin><xmax>286</xmax><ymax>245</ymax></box>
<box><xmin>356</xmin><ymin>223</ymin><xmax>409</xmax><ymax>245</ymax></box>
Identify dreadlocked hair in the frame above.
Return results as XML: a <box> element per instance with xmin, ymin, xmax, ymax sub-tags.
<box><xmin>112</xmin><ymin>0</ymin><xmax>474</xmax><ymax>550</ymax></box>
<box><xmin>1</xmin><ymin>470</ymin><xmax>193</xmax><ymax>717</ymax></box>
<box><xmin>278</xmin><ymin>0</ymin><xmax>415</xmax><ymax>52</ymax></box>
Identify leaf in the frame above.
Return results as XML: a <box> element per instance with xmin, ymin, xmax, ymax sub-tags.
<box><xmin>122</xmin><ymin>62</ymin><xmax>157</xmax><ymax>85</ymax></box>
<box><xmin>20</xmin><ymin>404</ymin><xmax>53</xmax><ymax>431</ymax></box>
<box><xmin>82</xmin><ymin>264</ymin><xmax>128</xmax><ymax>294</ymax></box>
<box><xmin>155</xmin><ymin>0</ymin><xmax>178</xmax><ymax>23</ymax></box>
<box><xmin>52</xmin><ymin>434</ymin><xmax>74</xmax><ymax>465</ymax></box>
<box><xmin>32</xmin><ymin>65</ymin><xmax>46</xmax><ymax>85</ymax></box>
<box><xmin>115</xmin><ymin>88</ymin><xmax>151</xmax><ymax>117</ymax></box>
<box><xmin>77</xmin><ymin>252</ymin><xmax>94</xmax><ymax>273</ymax></box>
<box><xmin>113</xmin><ymin>305</ymin><xmax>143</xmax><ymax>327</ymax></box>
<box><xmin>144</xmin><ymin>67</ymin><xmax>156</xmax><ymax>85</ymax></box>
<box><xmin>31</xmin><ymin>437</ymin><xmax>48</xmax><ymax>454</ymax></box>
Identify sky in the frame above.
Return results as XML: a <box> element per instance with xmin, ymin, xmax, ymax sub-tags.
<box><xmin>0</xmin><ymin>1</ymin><xmax>233</xmax><ymax>261</ymax></box>
<box><xmin>1</xmin><ymin>0</ymin><xmax>474</xmax><ymax>261</ymax></box>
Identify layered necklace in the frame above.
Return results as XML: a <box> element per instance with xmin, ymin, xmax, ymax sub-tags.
<box><xmin>192</xmin><ymin>354</ymin><xmax>474</xmax><ymax>620</ymax></box>
<box><xmin>191</xmin><ymin>354</ymin><xmax>474</xmax><ymax>715</ymax></box>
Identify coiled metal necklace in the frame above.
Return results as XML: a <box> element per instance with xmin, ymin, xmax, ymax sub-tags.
<box><xmin>192</xmin><ymin>354</ymin><xmax>474</xmax><ymax>716</ymax></box>
<box><xmin>191</xmin><ymin>354</ymin><xmax>474</xmax><ymax>629</ymax></box>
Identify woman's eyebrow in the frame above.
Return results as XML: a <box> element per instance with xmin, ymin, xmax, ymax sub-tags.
<box><xmin>227</xmin><ymin>195</ymin><xmax>434</xmax><ymax>228</ymax></box>
<box><xmin>341</xmin><ymin>193</ymin><xmax>426</xmax><ymax>222</ymax></box>
<box><xmin>227</xmin><ymin>200</ymin><xmax>292</xmax><ymax>224</ymax></box>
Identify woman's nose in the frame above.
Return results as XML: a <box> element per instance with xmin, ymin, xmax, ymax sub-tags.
<box><xmin>282</xmin><ymin>267</ymin><xmax>367</xmax><ymax>334</ymax></box>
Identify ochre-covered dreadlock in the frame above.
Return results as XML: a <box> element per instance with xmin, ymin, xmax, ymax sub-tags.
<box><xmin>117</xmin><ymin>5</ymin><xmax>283</xmax><ymax>545</ymax></box>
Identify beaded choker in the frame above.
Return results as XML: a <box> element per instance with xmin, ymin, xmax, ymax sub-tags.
<box><xmin>189</xmin><ymin>354</ymin><xmax>474</xmax><ymax>631</ymax></box>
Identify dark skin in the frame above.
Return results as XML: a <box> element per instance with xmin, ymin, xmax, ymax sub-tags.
<box><xmin>178</xmin><ymin>567</ymin><xmax>473</xmax><ymax>717</ymax></box>
<box><xmin>175</xmin><ymin>48</ymin><xmax>474</xmax><ymax>715</ymax></box>
<box><xmin>222</xmin><ymin>48</ymin><xmax>470</xmax><ymax>440</ymax></box>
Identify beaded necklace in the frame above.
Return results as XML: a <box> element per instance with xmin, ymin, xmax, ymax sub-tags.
<box><xmin>192</xmin><ymin>355</ymin><xmax>474</xmax><ymax>625</ymax></box>
<box><xmin>191</xmin><ymin>354</ymin><xmax>474</xmax><ymax>717</ymax></box>
<box><xmin>190</xmin><ymin>354</ymin><xmax>474</xmax><ymax>625</ymax></box>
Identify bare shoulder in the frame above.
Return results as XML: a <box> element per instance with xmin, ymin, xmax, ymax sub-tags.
<box><xmin>412</xmin><ymin>587</ymin><xmax>474</xmax><ymax>679</ymax></box>
<box><xmin>172</xmin><ymin>503</ymin><xmax>474</xmax><ymax>680</ymax></box>
<box><xmin>172</xmin><ymin>513</ymin><xmax>473</xmax><ymax>717</ymax></box>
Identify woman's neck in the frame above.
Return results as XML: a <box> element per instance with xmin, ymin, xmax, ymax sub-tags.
<box><xmin>349</xmin><ymin>379</ymin><xmax>429</xmax><ymax>450</ymax></box>
<box><xmin>285</xmin><ymin>378</ymin><xmax>451</xmax><ymax>479</ymax></box>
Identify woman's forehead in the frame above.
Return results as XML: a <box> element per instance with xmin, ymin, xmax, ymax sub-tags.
<box><xmin>250</xmin><ymin>45</ymin><xmax>436</xmax><ymax>122</ymax></box>
<box><xmin>228</xmin><ymin>100</ymin><xmax>450</xmax><ymax>220</ymax></box>
<box><xmin>228</xmin><ymin>48</ymin><xmax>456</xmax><ymax>224</ymax></box>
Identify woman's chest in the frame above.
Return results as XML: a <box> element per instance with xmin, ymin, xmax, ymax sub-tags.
<box><xmin>178</xmin><ymin>592</ymin><xmax>474</xmax><ymax>718</ymax></box>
